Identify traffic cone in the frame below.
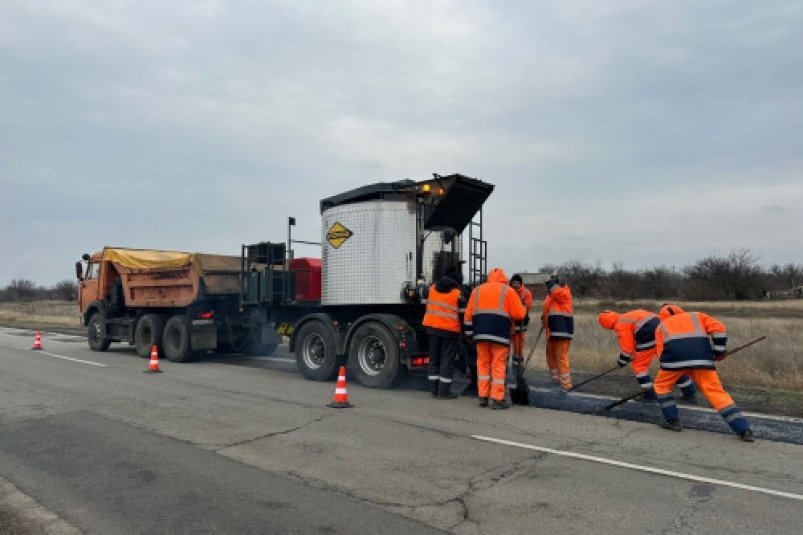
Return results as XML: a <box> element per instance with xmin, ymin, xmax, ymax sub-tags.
<box><xmin>144</xmin><ymin>344</ymin><xmax>163</xmax><ymax>374</ymax></box>
<box><xmin>31</xmin><ymin>331</ymin><xmax>43</xmax><ymax>350</ymax></box>
<box><xmin>327</xmin><ymin>366</ymin><xmax>352</xmax><ymax>408</ymax></box>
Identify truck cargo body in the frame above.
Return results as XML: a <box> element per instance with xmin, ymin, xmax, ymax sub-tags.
<box><xmin>76</xmin><ymin>248</ymin><xmax>279</xmax><ymax>362</ymax></box>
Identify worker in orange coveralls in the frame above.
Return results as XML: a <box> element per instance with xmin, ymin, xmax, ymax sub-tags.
<box><xmin>508</xmin><ymin>273</ymin><xmax>533</xmax><ymax>382</ymax></box>
<box><xmin>542</xmin><ymin>275</ymin><xmax>573</xmax><ymax>391</ymax></box>
<box><xmin>654</xmin><ymin>304</ymin><xmax>753</xmax><ymax>442</ymax></box>
<box><xmin>464</xmin><ymin>268</ymin><xmax>526</xmax><ymax>410</ymax></box>
<box><xmin>597</xmin><ymin>309</ymin><xmax>697</xmax><ymax>402</ymax></box>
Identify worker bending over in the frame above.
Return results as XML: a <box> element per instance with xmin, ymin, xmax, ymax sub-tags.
<box><xmin>598</xmin><ymin>309</ymin><xmax>697</xmax><ymax>402</ymax></box>
<box><xmin>464</xmin><ymin>268</ymin><xmax>526</xmax><ymax>410</ymax></box>
<box><xmin>654</xmin><ymin>304</ymin><xmax>753</xmax><ymax>442</ymax></box>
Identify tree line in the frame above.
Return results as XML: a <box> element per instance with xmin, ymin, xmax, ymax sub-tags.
<box><xmin>1</xmin><ymin>249</ymin><xmax>801</xmax><ymax>302</ymax></box>
<box><xmin>538</xmin><ymin>249</ymin><xmax>802</xmax><ymax>301</ymax></box>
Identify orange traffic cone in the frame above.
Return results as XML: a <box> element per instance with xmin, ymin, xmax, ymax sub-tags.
<box><xmin>31</xmin><ymin>331</ymin><xmax>43</xmax><ymax>350</ymax></box>
<box><xmin>144</xmin><ymin>344</ymin><xmax>163</xmax><ymax>374</ymax></box>
<box><xmin>327</xmin><ymin>366</ymin><xmax>352</xmax><ymax>408</ymax></box>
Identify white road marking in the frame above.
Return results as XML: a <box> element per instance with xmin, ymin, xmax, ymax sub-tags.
<box><xmin>36</xmin><ymin>350</ymin><xmax>107</xmax><ymax>367</ymax></box>
<box><xmin>529</xmin><ymin>386</ymin><xmax>803</xmax><ymax>424</ymax></box>
<box><xmin>473</xmin><ymin>435</ymin><xmax>803</xmax><ymax>502</ymax></box>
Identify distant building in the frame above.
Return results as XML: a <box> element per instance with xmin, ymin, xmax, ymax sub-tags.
<box><xmin>518</xmin><ymin>272</ymin><xmax>551</xmax><ymax>299</ymax></box>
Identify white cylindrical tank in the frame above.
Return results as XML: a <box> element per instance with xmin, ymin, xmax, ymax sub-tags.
<box><xmin>321</xmin><ymin>200</ymin><xmax>417</xmax><ymax>305</ymax></box>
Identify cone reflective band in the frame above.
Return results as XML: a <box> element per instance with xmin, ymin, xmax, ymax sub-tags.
<box><xmin>144</xmin><ymin>344</ymin><xmax>163</xmax><ymax>374</ymax></box>
<box><xmin>31</xmin><ymin>331</ymin><xmax>43</xmax><ymax>350</ymax></box>
<box><xmin>327</xmin><ymin>365</ymin><xmax>352</xmax><ymax>408</ymax></box>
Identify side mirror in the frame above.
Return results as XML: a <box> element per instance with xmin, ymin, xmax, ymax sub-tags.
<box><xmin>75</xmin><ymin>261</ymin><xmax>84</xmax><ymax>281</ymax></box>
<box><xmin>81</xmin><ymin>253</ymin><xmax>90</xmax><ymax>261</ymax></box>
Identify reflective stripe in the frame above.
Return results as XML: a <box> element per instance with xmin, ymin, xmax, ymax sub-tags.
<box><xmin>712</xmin><ymin>344</ymin><xmax>726</xmax><ymax>351</ymax></box>
<box><xmin>335</xmin><ymin>388</ymin><xmax>347</xmax><ymax>394</ymax></box>
<box><xmin>475</xmin><ymin>334</ymin><xmax>511</xmax><ymax>344</ymax></box>
<box><xmin>635</xmin><ymin>315</ymin><xmax>657</xmax><ymax>330</ymax></box>
<box><xmin>426</xmin><ymin>309</ymin><xmax>459</xmax><ymax>320</ymax></box>
<box><xmin>724</xmin><ymin>412</ymin><xmax>743</xmax><ymax>423</ymax></box>
<box><xmin>492</xmin><ymin>378</ymin><xmax>505</xmax><ymax>385</ymax></box>
<box><xmin>676</xmin><ymin>378</ymin><xmax>692</xmax><ymax>388</ymax></box>
<box><xmin>439</xmin><ymin>377</ymin><xmax>453</xmax><ymax>383</ymax></box>
<box><xmin>478</xmin><ymin>375</ymin><xmax>491</xmax><ymax>381</ymax></box>
<box><xmin>658</xmin><ymin>400</ymin><xmax>676</xmax><ymax>409</ymax></box>
<box><xmin>548</xmin><ymin>311</ymin><xmax>573</xmax><ymax>318</ymax></box>
<box><xmin>464</xmin><ymin>321</ymin><xmax>473</xmax><ymax>326</ymax></box>
<box><xmin>428</xmin><ymin>375</ymin><xmax>440</xmax><ymax>381</ymax></box>
<box><xmin>473</xmin><ymin>284</ymin><xmax>510</xmax><ymax>317</ymax></box>
<box><xmin>636</xmin><ymin>341</ymin><xmax>656</xmax><ymax>350</ymax></box>
<box><xmin>662</xmin><ymin>360</ymin><xmax>713</xmax><ymax>369</ymax></box>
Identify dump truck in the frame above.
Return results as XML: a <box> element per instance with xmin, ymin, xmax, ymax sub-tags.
<box><xmin>76</xmin><ymin>173</ymin><xmax>494</xmax><ymax>387</ymax></box>
<box><xmin>75</xmin><ymin>248</ymin><xmax>281</xmax><ymax>361</ymax></box>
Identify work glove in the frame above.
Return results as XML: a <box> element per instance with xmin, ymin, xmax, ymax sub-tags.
<box><xmin>617</xmin><ymin>353</ymin><xmax>632</xmax><ymax>367</ymax></box>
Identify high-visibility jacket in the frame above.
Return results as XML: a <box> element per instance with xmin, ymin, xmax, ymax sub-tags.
<box><xmin>422</xmin><ymin>284</ymin><xmax>461</xmax><ymax>334</ymax></box>
<box><xmin>464</xmin><ymin>269</ymin><xmax>526</xmax><ymax>346</ymax></box>
<box><xmin>512</xmin><ymin>286</ymin><xmax>533</xmax><ymax>333</ymax></box>
<box><xmin>542</xmin><ymin>284</ymin><xmax>574</xmax><ymax>339</ymax></box>
<box><xmin>599</xmin><ymin>309</ymin><xmax>660</xmax><ymax>361</ymax></box>
<box><xmin>656</xmin><ymin>311</ymin><xmax>727</xmax><ymax>370</ymax></box>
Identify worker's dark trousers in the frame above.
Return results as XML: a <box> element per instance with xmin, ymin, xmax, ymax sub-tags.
<box><xmin>428</xmin><ymin>334</ymin><xmax>458</xmax><ymax>396</ymax></box>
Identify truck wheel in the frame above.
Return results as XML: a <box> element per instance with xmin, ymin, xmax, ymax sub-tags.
<box><xmin>134</xmin><ymin>314</ymin><xmax>165</xmax><ymax>358</ymax></box>
<box><xmin>87</xmin><ymin>312</ymin><xmax>111</xmax><ymax>352</ymax></box>
<box><xmin>295</xmin><ymin>321</ymin><xmax>338</xmax><ymax>381</ymax></box>
<box><xmin>348</xmin><ymin>321</ymin><xmax>399</xmax><ymax>388</ymax></box>
<box><xmin>163</xmin><ymin>315</ymin><xmax>194</xmax><ymax>363</ymax></box>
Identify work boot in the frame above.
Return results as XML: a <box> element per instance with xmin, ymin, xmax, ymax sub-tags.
<box><xmin>438</xmin><ymin>383</ymin><xmax>457</xmax><ymax>399</ymax></box>
<box><xmin>739</xmin><ymin>429</ymin><xmax>755</xmax><ymax>442</ymax></box>
<box><xmin>491</xmin><ymin>399</ymin><xmax>511</xmax><ymax>410</ymax></box>
<box><xmin>660</xmin><ymin>420</ymin><xmax>683</xmax><ymax>432</ymax></box>
<box><xmin>479</xmin><ymin>397</ymin><xmax>489</xmax><ymax>407</ymax></box>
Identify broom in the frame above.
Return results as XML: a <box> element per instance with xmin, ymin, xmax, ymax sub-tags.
<box><xmin>510</xmin><ymin>325</ymin><xmax>545</xmax><ymax>405</ymax></box>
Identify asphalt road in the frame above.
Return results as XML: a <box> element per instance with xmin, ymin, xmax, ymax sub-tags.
<box><xmin>1</xmin><ymin>327</ymin><xmax>802</xmax><ymax>534</ymax></box>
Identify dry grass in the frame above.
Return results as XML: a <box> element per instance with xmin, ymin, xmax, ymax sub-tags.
<box><xmin>526</xmin><ymin>300</ymin><xmax>803</xmax><ymax>391</ymax></box>
<box><xmin>0</xmin><ymin>301</ymin><xmax>81</xmax><ymax>330</ymax></box>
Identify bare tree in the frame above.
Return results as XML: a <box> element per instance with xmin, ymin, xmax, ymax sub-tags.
<box><xmin>52</xmin><ymin>280</ymin><xmax>78</xmax><ymax>301</ymax></box>
<box><xmin>4</xmin><ymin>279</ymin><xmax>38</xmax><ymax>301</ymax></box>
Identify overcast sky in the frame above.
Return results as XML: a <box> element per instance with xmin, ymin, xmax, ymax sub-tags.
<box><xmin>2</xmin><ymin>0</ymin><xmax>802</xmax><ymax>286</ymax></box>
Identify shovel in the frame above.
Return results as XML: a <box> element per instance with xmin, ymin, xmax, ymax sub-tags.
<box><xmin>510</xmin><ymin>326</ymin><xmax>545</xmax><ymax>405</ymax></box>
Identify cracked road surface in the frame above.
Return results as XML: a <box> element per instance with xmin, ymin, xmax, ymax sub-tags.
<box><xmin>1</xmin><ymin>328</ymin><xmax>801</xmax><ymax>533</ymax></box>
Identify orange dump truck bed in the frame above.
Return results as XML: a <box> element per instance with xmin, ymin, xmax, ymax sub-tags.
<box><xmin>102</xmin><ymin>248</ymin><xmax>242</xmax><ymax>308</ymax></box>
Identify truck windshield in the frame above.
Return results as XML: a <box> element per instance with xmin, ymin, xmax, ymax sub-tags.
<box><xmin>85</xmin><ymin>262</ymin><xmax>98</xmax><ymax>280</ymax></box>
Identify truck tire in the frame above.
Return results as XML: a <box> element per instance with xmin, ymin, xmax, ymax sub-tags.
<box><xmin>348</xmin><ymin>321</ymin><xmax>400</xmax><ymax>388</ymax></box>
<box><xmin>163</xmin><ymin>315</ymin><xmax>194</xmax><ymax>363</ymax></box>
<box><xmin>295</xmin><ymin>321</ymin><xmax>338</xmax><ymax>381</ymax></box>
<box><xmin>134</xmin><ymin>314</ymin><xmax>165</xmax><ymax>358</ymax></box>
<box><xmin>87</xmin><ymin>312</ymin><xmax>111</xmax><ymax>352</ymax></box>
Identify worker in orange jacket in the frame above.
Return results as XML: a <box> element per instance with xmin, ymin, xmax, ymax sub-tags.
<box><xmin>654</xmin><ymin>304</ymin><xmax>753</xmax><ymax>442</ymax></box>
<box><xmin>509</xmin><ymin>273</ymin><xmax>533</xmax><ymax>382</ymax></box>
<box><xmin>597</xmin><ymin>309</ymin><xmax>697</xmax><ymax>402</ymax></box>
<box><xmin>542</xmin><ymin>275</ymin><xmax>573</xmax><ymax>391</ymax></box>
<box><xmin>464</xmin><ymin>268</ymin><xmax>526</xmax><ymax>410</ymax></box>
<box><xmin>422</xmin><ymin>271</ymin><xmax>464</xmax><ymax>399</ymax></box>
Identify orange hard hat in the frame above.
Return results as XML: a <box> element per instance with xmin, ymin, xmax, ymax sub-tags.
<box><xmin>598</xmin><ymin>310</ymin><xmax>619</xmax><ymax>330</ymax></box>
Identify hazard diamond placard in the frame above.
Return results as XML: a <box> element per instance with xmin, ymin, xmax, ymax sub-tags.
<box><xmin>326</xmin><ymin>222</ymin><xmax>353</xmax><ymax>249</ymax></box>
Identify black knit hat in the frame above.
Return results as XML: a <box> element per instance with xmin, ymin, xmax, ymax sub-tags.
<box><xmin>510</xmin><ymin>273</ymin><xmax>523</xmax><ymax>285</ymax></box>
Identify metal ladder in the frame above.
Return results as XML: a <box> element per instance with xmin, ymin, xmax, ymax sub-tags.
<box><xmin>468</xmin><ymin>208</ymin><xmax>487</xmax><ymax>288</ymax></box>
